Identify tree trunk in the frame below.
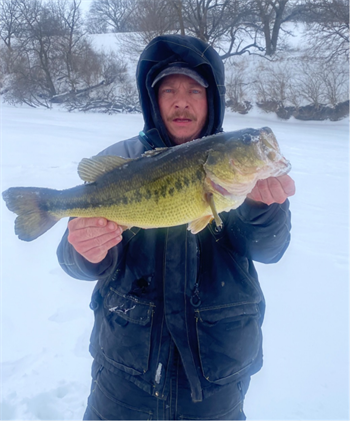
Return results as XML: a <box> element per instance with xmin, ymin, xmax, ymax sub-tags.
<box><xmin>262</xmin><ymin>16</ymin><xmax>273</xmax><ymax>55</ymax></box>
<box><xmin>172</xmin><ymin>0</ymin><xmax>185</xmax><ymax>35</ymax></box>
<box><xmin>269</xmin><ymin>0</ymin><xmax>288</xmax><ymax>55</ymax></box>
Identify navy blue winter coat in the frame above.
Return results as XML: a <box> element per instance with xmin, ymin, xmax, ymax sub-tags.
<box><xmin>57</xmin><ymin>35</ymin><xmax>292</xmax><ymax>403</ymax></box>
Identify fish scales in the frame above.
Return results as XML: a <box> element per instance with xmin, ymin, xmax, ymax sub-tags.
<box><xmin>2</xmin><ymin>127</ymin><xmax>292</xmax><ymax>241</ymax></box>
<box><xmin>47</xmin><ymin>144</ymin><xmax>211</xmax><ymax>228</ymax></box>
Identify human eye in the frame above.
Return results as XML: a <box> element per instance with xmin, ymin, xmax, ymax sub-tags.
<box><xmin>161</xmin><ymin>87</ymin><xmax>174</xmax><ymax>94</ymax></box>
<box><xmin>190</xmin><ymin>86</ymin><xmax>204</xmax><ymax>95</ymax></box>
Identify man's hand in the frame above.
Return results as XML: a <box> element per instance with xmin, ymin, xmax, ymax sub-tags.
<box><xmin>67</xmin><ymin>217</ymin><xmax>123</xmax><ymax>264</ymax></box>
<box><xmin>247</xmin><ymin>174</ymin><xmax>295</xmax><ymax>205</ymax></box>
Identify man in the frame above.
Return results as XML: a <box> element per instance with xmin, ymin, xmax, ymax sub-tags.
<box><xmin>57</xmin><ymin>35</ymin><xmax>295</xmax><ymax>420</ymax></box>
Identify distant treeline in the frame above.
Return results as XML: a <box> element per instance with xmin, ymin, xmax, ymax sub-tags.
<box><xmin>0</xmin><ymin>0</ymin><xmax>348</xmax><ymax>120</ymax></box>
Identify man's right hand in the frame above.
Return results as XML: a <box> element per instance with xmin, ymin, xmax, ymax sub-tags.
<box><xmin>67</xmin><ymin>217</ymin><xmax>123</xmax><ymax>264</ymax></box>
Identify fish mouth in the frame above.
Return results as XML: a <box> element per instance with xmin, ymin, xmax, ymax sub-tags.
<box><xmin>271</xmin><ymin>153</ymin><xmax>291</xmax><ymax>173</ymax></box>
<box><xmin>277</xmin><ymin>157</ymin><xmax>292</xmax><ymax>175</ymax></box>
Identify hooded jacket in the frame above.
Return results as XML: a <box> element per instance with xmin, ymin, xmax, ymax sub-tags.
<box><xmin>57</xmin><ymin>35</ymin><xmax>292</xmax><ymax>403</ymax></box>
<box><xmin>136</xmin><ymin>34</ymin><xmax>226</xmax><ymax>148</ymax></box>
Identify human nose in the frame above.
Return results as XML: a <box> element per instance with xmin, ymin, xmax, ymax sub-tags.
<box><xmin>174</xmin><ymin>92</ymin><xmax>189</xmax><ymax>109</ymax></box>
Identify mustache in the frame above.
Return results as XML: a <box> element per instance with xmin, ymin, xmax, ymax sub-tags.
<box><xmin>167</xmin><ymin>110</ymin><xmax>197</xmax><ymax>121</ymax></box>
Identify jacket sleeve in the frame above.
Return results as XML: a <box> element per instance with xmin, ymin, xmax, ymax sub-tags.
<box><xmin>56</xmin><ymin>227</ymin><xmax>119</xmax><ymax>281</ymax></box>
<box><xmin>224</xmin><ymin>198</ymin><xmax>292</xmax><ymax>263</ymax></box>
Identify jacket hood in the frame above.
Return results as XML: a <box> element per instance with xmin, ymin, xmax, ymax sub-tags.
<box><xmin>136</xmin><ymin>34</ymin><xmax>226</xmax><ymax>148</ymax></box>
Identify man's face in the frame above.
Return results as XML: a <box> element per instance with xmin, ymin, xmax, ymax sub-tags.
<box><xmin>157</xmin><ymin>74</ymin><xmax>208</xmax><ymax>145</ymax></box>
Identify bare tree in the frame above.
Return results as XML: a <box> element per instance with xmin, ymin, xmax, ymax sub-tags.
<box><xmin>14</xmin><ymin>0</ymin><xmax>64</xmax><ymax>98</ymax></box>
<box><xmin>87</xmin><ymin>0</ymin><xmax>295</xmax><ymax>59</ymax></box>
<box><xmin>52</xmin><ymin>0</ymin><xmax>90</xmax><ymax>93</ymax></box>
<box><xmin>176</xmin><ymin>0</ymin><xmax>265</xmax><ymax>59</ymax></box>
<box><xmin>225</xmin><ymin>57</ymin><xmax>253</xmax><ymax>113</ymax></box>
<box><xmin>171</xmin><ymin>0</ymin><xmax>186</xmax><ymax>35</ymax></box>
<box><xmin>251</xmin><ymin>0</ymin><xmax>306</xmax><ymax>56</ymax></box>
<box><xmin>303</xmin><ymin>0</ymin><xmax>349</xmax><ymax>62</ymax></box>
<box><xmin>129</xmin><ymin>0</ymin><xmax>176</xmax><ymax>39</ymax></box>
<box><xmin>254</xmin><ymin>60</ymin><xmax>296</xmax><ymax>108</ymax></box>
<box><xmin>320</xmin><ymin>60</ymin><xmax>349</xmax><ymax>106</ymax></box>
<box><xmin>176</xmin><ymin>0</ymin><xmax>304</xmax><ymax>59</ymax></box>
<box><xmin>2</xmin><ymin>0</ymin><xmax>133</xmax><ymax>110</ymax></box>
<box><xmin>0</xmin><ymin>0</ymin><xmax>22</xmax><ymax>48</ymax></box>
<box><xmin>119</xmin><ymin>0</ymin><xmax>177</xmax><ymax>57</ymax></box>
<box><xmin>86</xmin><ymin>0</ymin><xmax>133</xmax><ymax>33</ymax></box>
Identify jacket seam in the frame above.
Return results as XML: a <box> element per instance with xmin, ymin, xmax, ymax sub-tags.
<box><xmin>154</xmin><ymin>313</ymin><xmax>165</xmax><ymax>380</ymax></box>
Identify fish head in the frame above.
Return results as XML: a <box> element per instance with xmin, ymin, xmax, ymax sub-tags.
<box><xmin>227</xmin><ymin>127</ymin><xmax>291</xmax><ymax>177</ymax></box>
<box><xmin>204</xmin><ymin>127</ymin><xmax>291</xmax><ymax>197</ymax></box>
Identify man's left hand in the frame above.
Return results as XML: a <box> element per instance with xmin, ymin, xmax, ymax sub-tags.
<box><xmin>247</xmin><ymin>174</ymin><xmax>295</xmax><ymax>205</ymax></box>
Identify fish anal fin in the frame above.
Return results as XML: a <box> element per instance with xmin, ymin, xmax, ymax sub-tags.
<box><xmin>188</xmin><ymin>215</ymin><xmax>213</xmax><ymax>234</ymax></box>
<box><xmin>119</xmin><ymin>224</ymin><xmax>131</xmax><ymax>232</ymax></box>
<box><xmin>78</xmin><ymin>155</ymin><xmax>133</xmax><ymax>182</ymax></box>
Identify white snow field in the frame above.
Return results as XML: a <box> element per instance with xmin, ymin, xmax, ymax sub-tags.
<box><xmin>0</xmin><ymin>102</ymin><xmax>349</xmax><ymax>420</ymax></box>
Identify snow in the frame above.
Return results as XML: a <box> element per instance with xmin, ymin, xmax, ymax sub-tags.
<box><xmin>0</xmin><ymin>102</ymin><xmax>349</xmax><ymax>420</ymax></box>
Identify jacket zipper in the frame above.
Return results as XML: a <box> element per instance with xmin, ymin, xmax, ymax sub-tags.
<box><xmin>190</xmin><ymin>236</ymin><xmax>202</xmax><ymax>308</ymax></box>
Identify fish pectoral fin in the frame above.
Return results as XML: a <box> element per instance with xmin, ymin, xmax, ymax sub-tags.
<box><xmin>78</xmin><ymin>155</ymin><xmax>133</xmax><ymax>182</ymax></box>
<box><xmin>205</xmin><ymin>192</ymin><xmax>223</xmax><ymax>232</ymax></box>
<box><xmin>188</xmin><ymin>215</ymin><xmax>213</xmax><ymax>234</ymax></box>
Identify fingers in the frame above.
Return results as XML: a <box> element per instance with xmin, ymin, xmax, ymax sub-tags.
<box><xmin>79</xmin><ymin>236</ymin><xmax>121</xmax><ymax>263</ymax></box>
<box><xmin>68</xmin><ymin>217</ymin><xmax>111</xmax><ymax>231</ymax></box>
<box><xmin>67</xmin><ymin>217</ymin><xmax>123</xmax><ymax>264</ymax></box>
<box><xmin>247</xmin><ymin>183</ymin><xmax>263</xmax><ymax>203</ymax></box>
<box><xmin>261</xmin><ymin>178</ymin><xmax>284</xmax><ymax>205</ymax></box>
<box><xmin>248</xmin><ymin>175</ymin><xmax>295</xmax><ymax>205</ymax></box>
<box><xmin>277</xmin><ymin>174</ymin><xmax>296</xmax><ymax>197</ymax></box>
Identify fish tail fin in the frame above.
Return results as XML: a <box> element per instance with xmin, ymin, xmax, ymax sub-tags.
<box><xmin>2</xmin><ymin>187</ymin><xmax>60</xmax><ymax>241</ymax></box>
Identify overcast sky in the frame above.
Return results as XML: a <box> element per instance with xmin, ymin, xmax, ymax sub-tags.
<box><xmin>79</xmin><ymin>0</ymin><xmax>92</xmax><ymax>14</ymax></box>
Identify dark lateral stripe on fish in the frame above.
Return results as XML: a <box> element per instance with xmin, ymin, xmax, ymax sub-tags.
<box><xmin>2</xmin><ymin>128</ymin><xmax>290</xmax><ymax>242</ymax></box>
<box><xmin>39</xmin><ymin>171</ymin><xmax>206</xmax><ymax>213</ymax></box>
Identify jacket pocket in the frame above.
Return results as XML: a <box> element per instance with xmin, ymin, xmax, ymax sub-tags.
<box><xmin>99</xmin><ymin>287</ymin><xmax>155</xmax><ymax>376</ymax></box>
<box><xmin>195</xmin><ymin>303</ymin><xmax>261</xmax><ymax>385</ymax></box>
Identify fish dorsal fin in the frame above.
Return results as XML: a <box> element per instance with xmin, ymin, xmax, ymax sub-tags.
<box><xmin>78</xmin><ymin>155</ymin><xmax>133</xmax><ymax>182</ymax></box>
<box><xmin>142</xmin><ymin>147</ymin><xmax>169</xmax><ymax>158</ymax></box>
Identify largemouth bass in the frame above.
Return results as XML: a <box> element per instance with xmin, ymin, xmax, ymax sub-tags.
<box><xmin>2</xmin><ymin>127</ymin><xmax>291</xmax><ymax>241</ymax></box>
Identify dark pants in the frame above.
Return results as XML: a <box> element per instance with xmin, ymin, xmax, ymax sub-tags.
<box><xmin>83</xmin><ymin>356</ymin><xmax>250</xmax><ymax>420</ymax></box>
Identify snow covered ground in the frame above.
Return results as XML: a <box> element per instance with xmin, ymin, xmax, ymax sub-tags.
<box><xmin>0</xmin><ymin>102</ymin><xmax>349</xmax><ymax>420</ymax></box>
